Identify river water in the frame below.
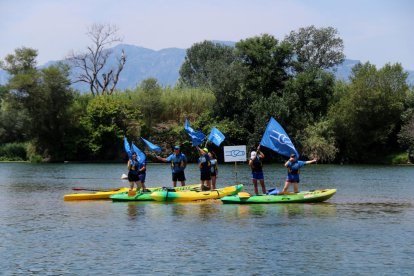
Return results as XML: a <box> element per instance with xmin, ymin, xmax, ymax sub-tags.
<box><xmin>0</xmin><ymin>162</ymin><xmax>413</xmax><ymax>275</ymax></box>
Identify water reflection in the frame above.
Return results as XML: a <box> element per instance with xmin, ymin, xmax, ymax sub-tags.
<box><xmin>223</xmin><ymin>203</ymin><xmax>337</xmax><ymax>220</ymax></box>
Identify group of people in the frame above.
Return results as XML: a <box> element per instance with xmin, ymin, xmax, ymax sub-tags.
<box><xmin>127</xmin><ymin>144</ymin><xmax>317</xmax><ymax>195</ymax></box>
<box><xmin>248</xmin><ymin>146</ymin><xmax>317</xmax><ymax>195</ymax></box>
<box><xmin>127</xmin><ymin>145</ymin><xmax>218</xmax><ymax>192</ymax></box>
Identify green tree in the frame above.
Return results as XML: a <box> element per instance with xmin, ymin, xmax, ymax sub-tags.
<box><xmin>178</xmin><ymin>40</ymin><xmax>236</xmax><ymax>90</ymax></box>
<box><xmin>301</xmin><ymin>119</ymin><xmax>338</xmax><ymax>162</ymax></box>
<box><xmin>138</xmin><ymin>78</ymin><xmax>164</xmax><ymax>135</ymax></box>
<box><xmin>81</xmin><ymin>95</ymin><xmax>138</xmax><ymax>160</ymax></box>
<box><xmin>2</xmin><ymin>48</ymin><xmax>76</xmax><ymax>161</ymax></box>
<box><xmin>398</xmin><ymin>86</ymin><xmax>414</xmax><ymax>162</ymax></box>
<box><xmin>236</xmin><ymin>34</ymin><xmax>292</xmax><ymax>98</ymax></box>
<box><xmin>330</xmin><ymin>62</ymin><xmax>408</xmax><ymax>161</ymax></box>
<box><xmin>284</xmin><ymin>25</ymin><xmax>345</xmax><ymax>72</ymax></box>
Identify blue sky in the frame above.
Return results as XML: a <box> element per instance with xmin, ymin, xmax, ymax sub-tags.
<box><xmin>1</xmin><ymin>0</ymin><xmax>413</xmax><ymax>69</ymax></box>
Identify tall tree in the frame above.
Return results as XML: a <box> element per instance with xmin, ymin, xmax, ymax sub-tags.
<box><xmin>138</xmin><ymin>78</ymin><xmax>164</xmax><ymax>135</ymax></box>
<box><xmin>67</xmin><ymin>23</ymin><xmax>126</xmax><ymax>96</ymax></box>
<box><xmin>2</xmin><ymin>47</ymin><xmax>75</xmax><ymax>161</ymax></box>
<box><xmin>236</xmin><ymin>34</ymin><xmax>292</xmax><ymax>98</ymax></box>
<box><xmin>284</xmin><ymin>25</ymin><xmax>345</xmax><ymax>72</ymax></box>
<box><xmin>178</xmin><ymin>40</ymin><xmax>236</xmax><ymax>90</ymax></box>
<box><xmin>330</xmin><ymin>62</ymin><xmax>408</xmax><ymax>161</ymax></box>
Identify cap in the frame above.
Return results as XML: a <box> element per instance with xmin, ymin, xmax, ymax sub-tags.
<box><xmin>251</xmin><ymin>151</ymin><xmax>257</xmax><ymax>159</ymax></box>
<box><xmin>174</xmin><ymin>145</ymin><xmax>180</xmax><ymax>150</ymax></box>
<box><xmin>203</xmin><ymin>148</ymin><xmax>209</xmax><ymax>153</ymax></box>
<box><xmin>290</xmin><ymin>153</ymin><xmax>296</xmax><ymax>158</ymax></box>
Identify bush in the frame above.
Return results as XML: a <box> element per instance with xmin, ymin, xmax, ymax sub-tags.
<box><xmin>0</xmin><ymin>143</ymin><xmax>27</xmax><ymax>161</ymax></box>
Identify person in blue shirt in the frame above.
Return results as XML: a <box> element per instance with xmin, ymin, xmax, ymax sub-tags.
<box><xmin>249</xmin><ymin>146</ymin><xmax>266</xmax><ymax>195</ymax></box>
<box><xmin>156</xmin><ymin>145</ymin><xmax>187</xmax><ymax>187</ymax></box>
<box><xmin>197</xmin><ymin>146</ymin><xmax>211</xmax><ymax>190</ymax></box>
<box><xmin>282</xmin><ymin>153</ymin><xmax>317</xmax><ymax>194</ymax></box>
<box><xmin>127</xmin><ymin>152</ymin><xmax>147</xmax><ymax>192</ymax></box>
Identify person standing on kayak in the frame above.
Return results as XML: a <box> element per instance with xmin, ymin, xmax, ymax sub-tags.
<box><xmin>128</xmin><ymin>152</ymin><xmax>147</xmax><ymax>192</ymax></box>
<box><xmin>249</xmin><ymin>146</ymin><xmax>266</xmax><ymax>195</ymax></box>
<box><xmin>282</xmin><ymin>153</ymin><xmax>317</xmax><ymax>194</ymax></box>
<box><xmin>197</xmin><ymin>146</ymin><xmax>211</xmax><ymax>190</ymax></box>
<box><xmin>156</xmin><ymin>145</ymin><xmax>187</xmax><ymax>187</ymax></box>
<box><xmin>209</xmin><ymin>151</ymin><xmax>218</xmax><ymax>190</ymax></box>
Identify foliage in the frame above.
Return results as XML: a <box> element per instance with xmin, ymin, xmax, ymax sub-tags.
<box><xmin>2</xmin><ymin>48</ymin><xmax>76</xmax><ymax>161</ymax></box>
<box><xmin>1</xmin><ymin>27</ymin><xmax>412</xmax><ymax>164</ymax></box>
<box><xmin>80</xmin><ymin>95</ymin><xmax>137</xmax><ymax>160</ymax></box>
<box><xmin>301</xmin><ymin>120</ymin><xmax>338</xmax><ymax>162</ymax></box>
<box><xmin>136</xmin><ymin>78</ymin><xmax>164</xmax><ymax>135</ymax></box>
<box><xmin>160</xmin><ymin>87</ymin><xmax>216</xmax><ymax>123</ymax></box>
<box><xmin>236</xmin><ymin>34</ymin><xmax>292</xmax><ymax>98</ymax></box>
<box><xmin>330</xmin><ymin>62</ymin><xmax>408</xmax><ymax>161</ymax></box>
<box><xmin>284</xmin><ymin>25</ymin><xmax>345</xmax><ymax>72</ymax></box>
<box><xmin>0</xmin><ymin>142</ymin><xmax>27</xmax><ymax>161</ymax></box>
<box><xmin>178</xmin><ymin>40</ymin><xmax>236</xmax><ymax>90</ymax></box>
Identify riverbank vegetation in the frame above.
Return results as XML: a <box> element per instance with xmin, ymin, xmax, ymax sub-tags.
<box><xmin>1</xmin><ymin>25</ymin><xmax>413</xmax><ymax>164</ymax></box>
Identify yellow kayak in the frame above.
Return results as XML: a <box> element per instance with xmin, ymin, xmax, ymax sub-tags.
<box><xmin>64</xmin><ymin>184</ymin><xmax>201</xmax><ymax>201</ymax></box>
<box><xmin>64</xmin><ymin>187</ymin><xmax>130</xmax><ymax>201</ymax></box>
<box><xmin>150</xmin><ymin>184</ymin><xmax>244</xmax><ymax>202</ymax></box>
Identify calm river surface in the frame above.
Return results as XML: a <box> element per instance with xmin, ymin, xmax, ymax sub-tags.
<box><xmin>0</xmin><ymin>162</ymin><xmax>413</xmax><ymax>275</ymax></box>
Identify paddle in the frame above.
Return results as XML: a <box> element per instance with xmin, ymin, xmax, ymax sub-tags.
<box><xmin>72</xmin><ymin>187</ymin><xmax>121</xmax><ymax>192</ymax></box>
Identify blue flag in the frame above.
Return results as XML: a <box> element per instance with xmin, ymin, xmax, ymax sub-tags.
<box><xmin>141</xmin><ymin>137</ymin><xmax>162</xmax><ymax>153</ymax></box>
<box><xmin>184</xmin><ymin>118</ymin><xmax>205</xmax><ymax>146</ymax></box>
<box><xmin>131</xmin><ymin>142</ymin><xmax>146</xmax><ymax>164</ymax></box>
<box><xmin>208</xmin><ymin>127</ymin><xmax>225</xmax><ymax>146</ymax></box>
<box><xmin>260</xmin><ymin>117</ymin><xmax>299</xmax><ymax>158</ymax></box>
<box><xmin>124</xmin><ymin>136</ymin><xmax>132</xmax><ymax>159</ymax></box>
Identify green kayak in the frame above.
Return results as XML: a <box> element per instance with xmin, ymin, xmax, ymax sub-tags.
<box><xmin>221</xmin><ymin>189</ymin><xmax>336</xmax><ymax>204</ymax></box>
<box><xmin>110</xmin><ymin>184</ymin><xmax>201</xmax><ymax>202</ymax></box>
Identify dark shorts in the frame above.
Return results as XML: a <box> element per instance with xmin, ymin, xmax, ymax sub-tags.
<box><xmin>128</xmin><ymin>172</ymin><xmax>139</xmax><ymax>182</ymax></box>
<box><xmin>210</xmin><ymin>172</ymin><xmax>217</xmax><ymax>177</ymax></box>
<box><xmin>286</xmin><ymin>174</ymin><xmax>300</xmax><ymax>183</ymax></box>
<box><xmin>200</xmin><ymin>171</ymin><xmax>211</xmax><ymax>181</ymax></box>
<box><xmin>129</xmin><ymin>172</ymin><xmax>145</xmax><ymax>182</ymax></box>
<box><xmin>251</xmin><ymin>171</ymin><xmax>264</xmax><ymax>180</ymax></box>
<box><xmin>172</xmin><ymin>171</ymin><xmax>186</xmax><ymax>182</ymax></box>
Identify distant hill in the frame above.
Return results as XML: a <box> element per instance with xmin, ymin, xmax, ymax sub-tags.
<box><xmin>1</xmin><ymin>43</ymin><xmax>413</xmax><ymax>91</ymax></box>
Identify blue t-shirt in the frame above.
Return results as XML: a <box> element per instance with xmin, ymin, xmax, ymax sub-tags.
<box><xmin>287</xmin><ymin>160</ymin><xmax>306</xmax><ymax>173</ymax></box>
<box><xmin>286</xmin><ymin>160</ymin><xmax>306</xmax><ymax>182</ymax></box>
<box><xmin>166</xmin><ymin>153</ymin><xmax>187</xmax><ymax>173</ymax></box>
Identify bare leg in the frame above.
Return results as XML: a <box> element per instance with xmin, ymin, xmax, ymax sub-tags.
<box><xmin>282</xmin><ymin>181</ymin><xmax>290</xmax><ymax>193</ymax></box>
<box><xmin>253</xmin><ymin>179</ymin><xmax>258</xmax><ymax>195</ymax></box>
<box><xmin>206</xmin><ymin>180</ymin><xmax>212</xmax><ymax>190</ymax></box>
<box><xmin>180</xmin><ymin>180</ymin><xmax>185</xmax><ymax>186</ymax></box>
<box><xmin>293</xmin><ymin>182</ymin><xmax>299</xmax><ymax>193</ymax></box>
<box><xmin>172</xmin><ymin>181</ymin><xmax>177</xmax><ymax>187</ymax></box>
<box><xmin>260</xmin><ymin>179</ymin><xmax>266</xmax><ymax>194</ymax></box>
<box><xmin>211</xmin><ymin>176</ymin><xmax>216</xmax><ymax>190</ymax></box>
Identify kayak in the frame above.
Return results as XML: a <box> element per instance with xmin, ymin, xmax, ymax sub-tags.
<box><xmin>150</xmin><ymin>184</ymin><xmax>244</xmax><ymax>202</ymax></box>
<box><xmin>64</xmin><ymin>187</ymin><xmax>130</xmax><ymax>201</ymax></box>
<box><xmin>110</xmin><ymin>184</ymin><xmax>201</xmax><ymax>202</ymax></box>
<box><xmin>64</xmin><ymin>184</ymin><xmax>201</xmax><ymax>201</ymax></box>
<box><xmin>221</xmin><ymin>189</ymin><xmax>336</xmax><ymax>204</ymax></box>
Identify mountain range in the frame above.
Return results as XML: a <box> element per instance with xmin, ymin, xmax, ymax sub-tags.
<box><xmin>1</xmin><ymin>43</ymin><xmax>413</xmax><ymax>91</ymax></box>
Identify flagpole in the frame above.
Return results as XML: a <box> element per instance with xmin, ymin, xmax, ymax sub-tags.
<box><xmin>234</xmin><ymin>161</ymin><xmax>238</xmax><ymax>184</ymax></box>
